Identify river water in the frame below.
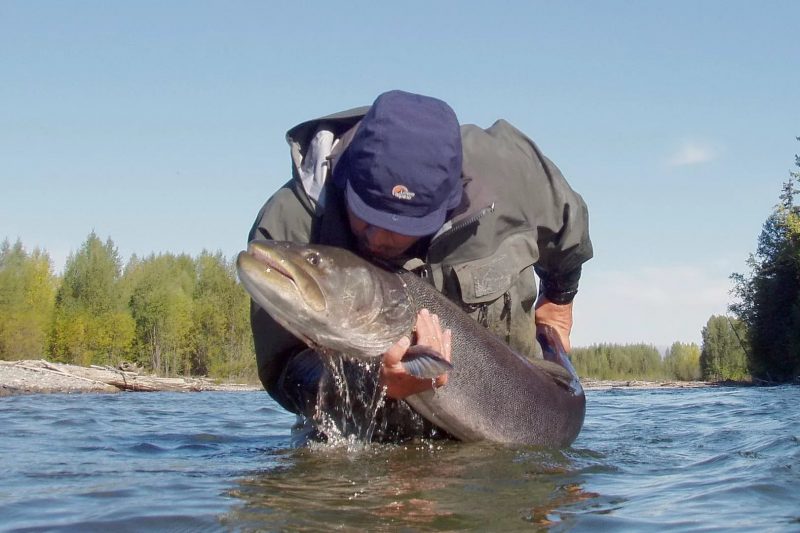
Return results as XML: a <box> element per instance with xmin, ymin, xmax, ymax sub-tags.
<box><xmin>1</xmin><ymin>386</ymin><xmax>798</xmax><ymax>532</ymax></box>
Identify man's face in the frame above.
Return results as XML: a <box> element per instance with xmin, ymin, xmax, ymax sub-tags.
<box><xmin>347</xmin><ymin>209</ymin><xmax>421</xmax><ymax>260</ymax></box>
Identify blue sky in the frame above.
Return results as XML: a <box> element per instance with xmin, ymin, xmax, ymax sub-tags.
<box><xmin>2</xmin><ymin>1</ymin><xmax>798</xmax><ymax>348</ymax></box>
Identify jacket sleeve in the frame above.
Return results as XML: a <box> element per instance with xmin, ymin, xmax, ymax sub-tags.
<box><xmin>456</xmin><ymin>120</ymin><xmax>592</xmax><ymax>306</ymax></box>
<box><xmin>247</xmin><ymin>183</ymin><xmax>314</xmax><ymax>413</ymax></box>
<box><xmin>531</xmin><ymin>153</ymin><xmax>593</xmax><ymax>304</ymax></box>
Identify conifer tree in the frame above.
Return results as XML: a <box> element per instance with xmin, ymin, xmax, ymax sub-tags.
<box><xmin>731</xmin><ymin>141</ymin><xmax>800</xmax><ymax>381</ymax></box>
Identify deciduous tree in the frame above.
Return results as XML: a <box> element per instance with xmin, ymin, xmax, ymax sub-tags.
<box><xmin>126</xmin><ymin>253</ymin><xmax>195</xmax><ymax>375</ymax></box>
<box><xmin>663</xmin><ymin>341</ymin><xmax>701</xmax><ymax>381</ymax></box>
<box><xmin>50</xmin><ymin>232</ymin><xmax>134</xmax><ymax>365</ymax></box>
<box><xmin>0</xmin><ymin>239</ymin><xmax>57</xmax><ymax>360</ymax></box>
<box><xmin>190</xmin><ymin>251</ymin><xmax>253</xmax><ymax>379</ymax></box>
<box><xmin>700</xmin><ymin>315</ymin><xmax>749</xmax><ymax>381</ymax></box>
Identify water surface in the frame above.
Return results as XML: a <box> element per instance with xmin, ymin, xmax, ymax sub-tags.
<box><xmin>1</xmin><ymin>386</ymin><xmax>798</xmax><ymax>531</ymax></box>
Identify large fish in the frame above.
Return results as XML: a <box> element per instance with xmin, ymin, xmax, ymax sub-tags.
<box><xmin>238</xmin><ymin>240</ymin><xmax>585</xmax><ymax>447</ymax></box>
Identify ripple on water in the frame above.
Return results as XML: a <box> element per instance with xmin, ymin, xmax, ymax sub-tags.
<box><xmin>128</xmin><ymin>442</ymin><xmax>168</xmax><ymax>454</ymax></box>
<box><xmin>1</xmin><ymin>387</ymin><xmax>799</xmax><ymax>531</ymax></box>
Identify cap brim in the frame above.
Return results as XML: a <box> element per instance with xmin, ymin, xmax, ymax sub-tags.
<box><xmin>345</xmin><ymin>182</ymin><xmax>446</xmax><ymax>237</ymax></box>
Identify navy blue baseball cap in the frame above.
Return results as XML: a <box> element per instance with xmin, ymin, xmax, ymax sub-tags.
<box><xmin>333</xmin><ymin>90</ymin><xmax>463</xmax><ymax>237</ymax></box>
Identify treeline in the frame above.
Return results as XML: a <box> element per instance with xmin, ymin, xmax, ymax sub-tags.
<box><xmin>0</xmin><ymin>230</ymin><xmax>753</xmax><ymax>384</ymax></box>
<box><xmin>571</xmin><ymin>341</ymin><xmax>701</xmax><ymax>381</ymax></box>
<box><xmin>571</xmin><ymin>315</ymin><xmax>749</xmax><ymax>382</ymax></box>
<box><xmin>575</xmin><ymin>141</ymin><xmax>800</xmax><ymax>384</ymax></box>
<box><xmin>0</xmin><ymin>233</ymin><xmax>258</xmax><ymax>382</ymax></box>
<box><xmin>6</xmin><ymin>141</ymin><xmax>799</xmax><ymax>386</ymax></box>
<box><xmin>730</xmin><ymin>141</ymin><xmax>800</xmax><ymax>383</ymax></box>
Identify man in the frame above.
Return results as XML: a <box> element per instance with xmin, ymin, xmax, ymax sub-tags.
<box><xmin>248</xmin><ymin>90</ymin><xmax>592</xmax><ymax>420</ymax></box>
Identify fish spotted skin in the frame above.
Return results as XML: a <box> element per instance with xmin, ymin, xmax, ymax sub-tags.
<box><xmin>238</xmin><ymin>240</ymin><xmax>585</xmax><ymax>447</ymax></box>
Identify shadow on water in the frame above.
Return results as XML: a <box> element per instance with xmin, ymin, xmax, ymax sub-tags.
<box><xmin>218</xmin><ymin>386</ymin><xmax>800</xmax><ymax>531</ymax></box>
<box><xmin>219</xmin><ymin>358</ymin><xmax>608</xmax><ymax>531</ymax></box>
<box><xmin>222</xmin><ymin>440</ymin><xmax>608</xmax><ymax>531</ymax></box>
<box><xmin>6</xmin><ymin>388</ymin><xmax>797</xmax><ymax>530</ymax></box>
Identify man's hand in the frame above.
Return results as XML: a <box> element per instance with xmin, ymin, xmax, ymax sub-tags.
<box><xmin>535</xmin><ymin>297</ymin><xmax>574</xmax><ymax>352</ymax></box>
<box><xmin>380</xmin><ymin>309</ymin><xmax>452</xmax><ymax>399</ymax></box>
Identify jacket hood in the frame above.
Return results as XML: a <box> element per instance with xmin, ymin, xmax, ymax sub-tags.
<box><xmin>285</xmin><ymin>107</ymin><xmax>493</xmax><ymax>233</ymax></box>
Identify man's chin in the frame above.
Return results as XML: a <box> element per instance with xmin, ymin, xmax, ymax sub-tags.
<box><xmin>357</xmin><ymin>243</ymin><xmax>395</xmax><ymax>261</ymax></box>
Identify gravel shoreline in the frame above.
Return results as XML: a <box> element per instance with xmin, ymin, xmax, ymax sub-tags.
<box><xmin>0</xmin><ymin>360</ymin><xmax>260</xmax><ymax>396</ymax></box>
<box><xmin>1</xmin><ymin>359</ymin><xmax>720</xmax><ymax>397</ymax></box>
<box><xmin>580</xmin><ymin>378</ymin><xmax>714</xmax><ymax>390</ymax></box>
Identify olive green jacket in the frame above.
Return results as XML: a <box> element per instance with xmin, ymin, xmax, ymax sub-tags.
<box><xmin>248</xmin><ymin>106</ymin><xmax>593</xmax><ymax>412</ymax></box>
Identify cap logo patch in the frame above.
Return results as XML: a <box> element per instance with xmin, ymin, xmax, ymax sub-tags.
<box><xmin>392</xmin><ymin>185</ymin><xmax>416</xmax><ymax>200</ymax></box>
<box><xmin>391</xmin><ymin>184</ymin><xmax>416</xmax><ymax>200</ymax></box>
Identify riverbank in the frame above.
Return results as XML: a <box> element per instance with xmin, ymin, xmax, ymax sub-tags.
<box><xmin>0</xmin><ymin>360</ymin><xmax>260</xmax><ymax>396</ymax></box>
<box><xmin>581</xmin><ymin>378</ymin><xmax>715</xmax><ymax>390</ymax></box>
<box><xmin>1</xmin><ymin>359</ymin><xmax>725</xmax><ymax>397</ymax></box>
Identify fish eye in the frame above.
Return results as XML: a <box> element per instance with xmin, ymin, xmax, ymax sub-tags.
<box><xmin>306</xmin><ymin>252</ymin><xmax>320</xmax><ymax>266</ymax></box>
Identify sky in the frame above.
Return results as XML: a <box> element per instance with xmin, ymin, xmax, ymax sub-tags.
<box><xmin>1</xmin><ymin>1</ymin><xmax>798</xmax><ymax>348</ymax></box>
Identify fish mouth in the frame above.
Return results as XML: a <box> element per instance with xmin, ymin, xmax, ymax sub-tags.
<box><xmin>237</xmin><ymin>241</ymin><xmax>325</xmax><ymax>313</ymax></box>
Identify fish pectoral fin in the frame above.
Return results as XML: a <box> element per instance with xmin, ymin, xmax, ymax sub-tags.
<box><xmin>401</xmin><ymin>346</ymin><xmax>453</xmax><ymax>379</ymax></box>
<box><xmin>530</xmin><ymin>358</ymin><xmax>574</xmax><ymax>390</ymax></box>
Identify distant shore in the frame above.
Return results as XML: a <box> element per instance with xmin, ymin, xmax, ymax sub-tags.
<box><xmin>580</xmin><ymin>378</ymin><xmax>717</xmax><ymax>390</ymax></box>
<box><xmin>0</xmin><ymin>360</ymin><xmax>260</xmax><ymax>397</ymax></box>
<box><xmin>0</xmin><ymin>359</ymin><xmax>729</xmax><ymax>397</ymax></box>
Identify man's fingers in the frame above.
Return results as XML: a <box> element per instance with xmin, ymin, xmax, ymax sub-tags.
<box><xmin>415</xmin><ymin>309</ymin><xmax>446</xmax><ymax>352</ymax></box>
<box><xmin>441</xmin><ymin>328</ymin><xmax>452</xmax><ymax>362</ymax></box>
<box><xmin>383</xmin><ymin>336</ymin><xmax>411</xmax><ymax>366</ymax></box>
<box><xmin>381</xmin><ymin>310</ymin><xmax>453</xmax><ymax>398</ymax></box>
<box><xmin>415</xmin><ymin>308</ymin><xmax>435</xmax><ymax>338</ymax></box>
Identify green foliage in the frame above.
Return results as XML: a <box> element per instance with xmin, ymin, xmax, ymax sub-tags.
<box><xmin>3</xmin><ymin>232</ymin><xmax>257</xmax><ymax>380</ymax></box>
<box><xmin>120</xmin><ymin>250</ymin><xmax>257</xmax><ymax>379</ymax></box>
<box><xmin>700</xmin><ymin>315</ymin><xmax>749</xmax><ymax>381</ymax></box>
<box><xmin>126</xmin><ymin>253</ymin><xmax>196</xmax><ymax>376</ymax></box>
<box><xmin>190</xmin><ymin>251</ymin><xmax>254</xmax><ymax>381</ymax></box>
<box><xmin>571</xmin><ymin>341</ymin><xmax>705</xmax><ymax>381</ymax></box>
<box><xmin>49</xmin><ymin>232</ymin><xmax>135</xmax><ymax>366</ymax></box>
<box><xmin>0</xmin><ymin>239</ymin><xmax>57</xmax><ymax>360</ymax></box>
<box><xmin>731</xmin><ymin>140</ymin><xmax>800</xmax><ymax>382</ymax></box>
<box><xmin>663</xmin><ymin>342</ymin><xmax>701</xmax><ymax>381</ymax></box>
<box><xmin>55</xmin><ymin>232</ymin><xmax>123</xmax><ymax>315</ymax></box>
<box><xmin>570</xmin><ymin>343</ymin><xmax>670</xmax><ymax>380</ymax></box>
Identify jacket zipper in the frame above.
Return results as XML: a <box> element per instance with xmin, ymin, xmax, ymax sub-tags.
<box><xmin>429</xmin><ymin>203</ymin><xmax>495</xmax><ymax>251</ymax></box>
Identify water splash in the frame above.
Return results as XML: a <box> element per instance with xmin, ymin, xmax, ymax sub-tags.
<box><xmin>308</xmin><ymin>355</ymin><xmax>389</xmax><ymax>447</ymax></box>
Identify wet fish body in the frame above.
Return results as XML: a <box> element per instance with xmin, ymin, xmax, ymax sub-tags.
<box><xmin>238</xmin><ymin>240</ymin><xmax>585</xmax><ymax>447</ymax></box>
